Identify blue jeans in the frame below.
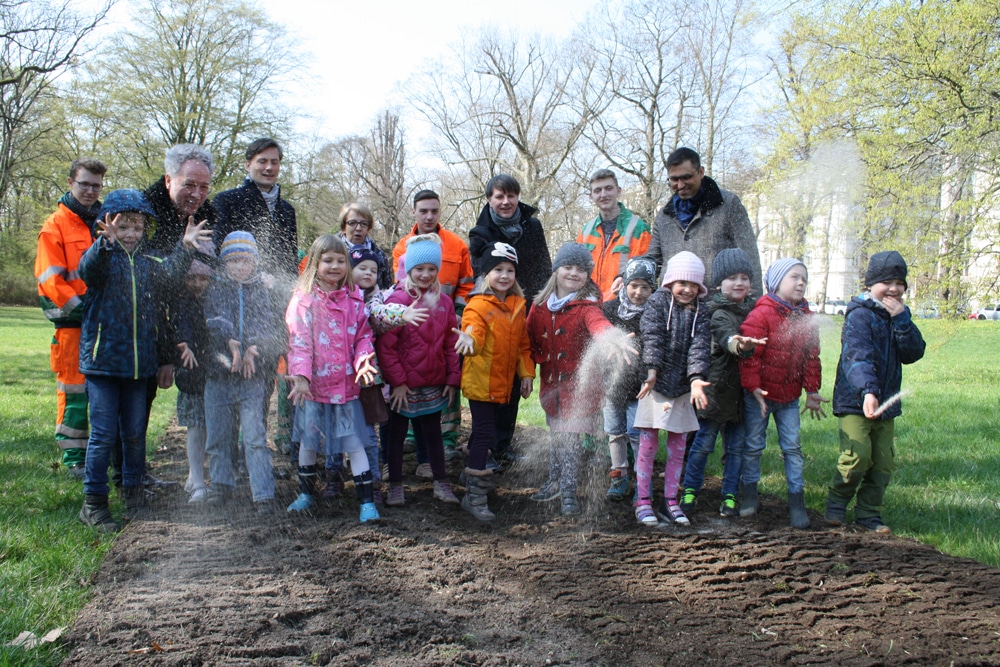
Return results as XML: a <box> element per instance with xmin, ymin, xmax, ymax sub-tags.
<box><xmin>84</xmin><ymin>376</ymin><xmax>148</xmax><ymax>496</ymax></box>
<box><xmin>205</xmin><ymin>376</ymin><xmax>275</xmax><ymax>502</ymax></box>
<box><xmin>603</xmin><ymin>400</ymin><xmax>639</xmax><ymax>443</ymax></box>
<box><xmin>741</xmin><ymin>392</ymin><xmax>805</xmax><ymax>493</ymax></box>
<box><xmin>683</xmin><ymin>417</ymin><xmax>746</xmax><ymax>497</ymax></box>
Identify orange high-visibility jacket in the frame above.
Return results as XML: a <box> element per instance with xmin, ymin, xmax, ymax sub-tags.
<box><xmin>35</xmin><ymin>203</ymin><xmax>93</xmax><ymax>327</ymax></box>
<box><xmin>576</xmin><ymin>204</ymin><xmax>651</xmax><ymax>300</ymax></box>
<box><xmin>392</xmin><ymin>224</ymin><xmax>474</xmax><ymax>308</ymax></box>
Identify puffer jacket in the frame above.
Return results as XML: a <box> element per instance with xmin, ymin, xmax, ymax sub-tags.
<box><xmin>640</xmin><ymin>290</ymin><xmax>711</xmax><ymax>399</ymax></box>
<box><xmin>526</xmin><ymin>296</ymin><xmax>610</xmax><ymax>419</ymax></box>
<box><xmin>469</xmin><ymin>202</ymin><xmax>552</xmax><ymax>306</ymax></box>
<box><xmin>697</xmin><ymin>293</ymin><xmax>755</xmax><ymax>423</ymax></box>
<box><xmin>460</xmin><ymin>292</ymin><xmax>534</xmax><ymax>404</ymax></box>
<box><xmin>285</xmin><ymin>285</ymin><xmax>374</xmax><ymax>404</ymax></box>
<box><xmin>833</xmin><ymin>295</ymin><xmax>925</xmax><ymax>420</ymax></box>
<box><xmin>203</xmin><ymin>273</ymin><xmax>285</xmax><ymax>379</ymax></box>
<box><xmin>602</xmin><ymin>297</ymin><xmax>647</xmax><ymax>406</ymax></box>
<box><xmin>739</xmin><ymin>294</ymin><xmax>821</xmax><ymax>403</ymax></box>
<box><xmin>79</xmin><ymin>238</ymin><xmax>194</xmax><ymax>379</ymax></box>
<box><xmin>376</xmin><ymin>288</ymin><xmax>461</xmax><ymax>390</ymax></box>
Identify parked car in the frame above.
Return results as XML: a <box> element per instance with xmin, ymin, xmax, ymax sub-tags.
<box><xmin>824</xmin><ymin>299</ymin><xmax>848</xmax><ymax>316</ymax></box>
<box><xmin>914</xmin><ymin>303</ymin><xmax>940</xmax><ymax>319</ymax></box>
<box><xmin>974</xmin><ymin>304</ymin><xmax>1000</xmax><ymax>320</ymax></box>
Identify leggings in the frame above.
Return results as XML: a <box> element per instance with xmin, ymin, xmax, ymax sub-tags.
<box><xmin>635</xmin><ymin>428</ymin><xmax>687</xmax><ymax>505</ymax></box>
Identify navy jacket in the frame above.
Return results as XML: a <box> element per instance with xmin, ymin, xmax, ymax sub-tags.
<box><xmin>203</xmin><ymin>273</ymin><xmax>285</xmax><ymax>379</ymax></box>
<box><xmin>833</xmin><ymin>295</ymin><xmax>925</xmax><ymax>420</ymax></box>
<box><xmin>640</xmin><ymin>290</ymin><xmax>711</xmax><ymax>399</ymax></box>
<box><xmin>213</xmin><ymin>178</ymin><xmax>298</xmax><ymax>280</ymax></box>
<box><xmin>602</xmin><ymin>297</ymin><xmax>646</xmax><ymax>407</ymax></box>
<box><xmin>170</xmin><ymin>290</ymin><xmax>210</xmax><ymax>394</ymax></box>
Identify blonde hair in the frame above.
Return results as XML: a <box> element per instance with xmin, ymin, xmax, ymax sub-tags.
<box><xmin>533</xmin><ymin>271</ymin><xmax>601</xmax><ymax>307</ymax></box>
<box><xmin>474</xmin><ymin>265</ymin><xmax>524</xmax><ymax>299</ymax></box>
<box><xmin>402</xmin><ymin>233</ymin><xmax>442</xmax><ymax>306</ymax></box>
<box><xmin>298</xmin><ymin>234</ymin><xmax>354</xmax><ymax>293</ymax></box>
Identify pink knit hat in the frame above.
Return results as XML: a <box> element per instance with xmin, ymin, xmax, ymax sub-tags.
<box><xmin>661</xmin><ymin>251</ymin><xmax>707</xmax><ymax>297</ymax></box>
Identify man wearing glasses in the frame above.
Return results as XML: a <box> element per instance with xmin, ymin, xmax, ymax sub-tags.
<box><xmin>35</xmin><ymin>158</ymin><xmax>107</xmax><ymax>479</ymax></box>
<box><xmin>145</xmin><ymin>144</ymin><xmax>217</xmax><ymax>256</ymax></box>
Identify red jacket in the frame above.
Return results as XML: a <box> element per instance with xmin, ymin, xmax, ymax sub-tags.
<box><xmin>376</xmin><ymin>288</ymin><xmax>461</xmax><ymax>390</ymax></box>
<box><xmin>526</xmin><ymin>297</ymin><xmax>611</xmax><ymax>418</ymax></box>
<box><xmin>739</xmin><ymin>294</ymin><xmax>821</xmax><ymax>403</ymax></box>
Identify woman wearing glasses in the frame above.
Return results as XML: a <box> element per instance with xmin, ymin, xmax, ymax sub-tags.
<box><xmin>338</xmin><ymin>203</ymin><xmax>394</xmax><ymax>290</ymax></box>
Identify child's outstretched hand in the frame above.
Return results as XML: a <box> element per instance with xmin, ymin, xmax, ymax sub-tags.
<box><xmin>355</xmin><ymin>352</ymin><xmax>378</xmax><ymax>385</ymax></box>
<box><xmin>95</xmin><ymin>213</ymin><xmax>122</xmax><ymax>244</ymax></box>
<box><xmin>181</xmin><ymin>216</ymin><xmax>213</xmax><ymax>249</ymax></box>
<box><xmin>802</xmin><ymin>392</ymin><xmax>829</xmax><ymax>420</ymax></box>
<box><xmin>520</xmin><ymin>376</ymin><xmax>533</xmax><ymax>398</ymax></box>
<box><xmin>732</xmin><ymin>335</ymin><xmax>767</xmax><ymax>353</ymax></box>
<box><xmin>389</xmin><ymin>384</ymin><xmax>412</xmax><ymax>412</ymax></box>
<box><xmin>227</xmin><ymin>339</ymin><xmax>242</xmax><ymax>374</ymax></box>
<box><xmin>403</xmin><ymin>305</ymin><xmax>429</xmax><ymax>325</ymax></box>
<box><xmin>752</xmin><ymin>388</ymin><xmax>769</xmax><ymax>418</ymax></box>
<box><xmin>453</xmin><ymin>326</ymin><xmax>475</xmax><ymax>355</ymax></box>
<box><xmin>287</xmin><ymin>375</ymin><xmax>312</xmax><ymax>407</ymax></box>
<box><xmin>241</xmin><ymin>344</ymin><xmax>259</xmax><ymax>379</ymax></box>
<box><xmin>690</xmin><ymin>379</ymin><xmax>710</xmax><ymax>410</ymax></box>
<box><xmin>177</xmin><ymin>342</ymin><xmax>198</xmax><ymax>369</ymax></box>
<box><xmin>608</xmin><ymin>333</ymin><xmax>640</xmax><ymax>366</ymax></box>
<box><xmin>637</xmin><ymin>369</ymin><xmax>657</xmax><ymax>399</ymax></box>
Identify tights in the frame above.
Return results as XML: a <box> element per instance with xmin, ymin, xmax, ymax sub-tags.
<box><xmin>635</xmin><ymin>428</ymin><xmax>687</xmax><ymax>504</ymax></box>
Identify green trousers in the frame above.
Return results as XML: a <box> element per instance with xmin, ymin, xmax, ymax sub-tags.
<box><xmin>828</xmin><ymin>414</ymin><xmax>895</xmax><ymax>520</ymax></box>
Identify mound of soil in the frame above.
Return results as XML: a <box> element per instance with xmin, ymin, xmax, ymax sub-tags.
<box><xmin>63</xmin><ymin>423</ymin><xmax>1000</xmax><ymax>666</ymax></box>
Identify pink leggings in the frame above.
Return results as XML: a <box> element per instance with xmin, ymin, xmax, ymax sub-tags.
<box><xmin>635</xmin><ymin>428</ymin><xmax>687</xmax><ymax>505</ymax></box>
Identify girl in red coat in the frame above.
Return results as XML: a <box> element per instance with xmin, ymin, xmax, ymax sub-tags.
<box><xmin>739</xmin><ymin>258</ymin><xmax>829</xmax><ymax>529</ymax></box>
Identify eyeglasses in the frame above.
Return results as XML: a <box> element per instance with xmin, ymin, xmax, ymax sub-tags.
<box><xmin>72</xmin><ymin>180</ymin><xmax>103</xmax><ymax>191</ymax></box>
<box><xmin>346</xmin><ymin>220</ymin><xmax>370</xmax><ymax>228</ymax></box>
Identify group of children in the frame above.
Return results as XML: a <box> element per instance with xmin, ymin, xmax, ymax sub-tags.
<box><xmin>76</xmin><ymin>187</ymin><xmax>925</xmax><ymax>534</ymax></box>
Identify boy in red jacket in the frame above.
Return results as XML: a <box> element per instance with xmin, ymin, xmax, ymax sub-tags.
<box><xmin>739</xmin><ymin>258</ymin><xmax>829</xmax><ymax>529</ymax></box>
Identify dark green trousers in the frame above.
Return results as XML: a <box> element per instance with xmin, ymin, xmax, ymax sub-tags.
<box><xmin>828</xmin><ymin>414</ymin><xmax>895</xmax><ymax>519</ymax></box>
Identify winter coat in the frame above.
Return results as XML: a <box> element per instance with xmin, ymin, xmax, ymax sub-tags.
<box><xmin>697</xmin><ymin>293</ymin><xmax>756</xmax><ymax>423</ymax></box>
<box><xmin>739</xmin><ymin>294</ymin><xmax>821</xmax><ymax>404</ymax></box>
<box><xmin>213</xmin><ymin>178</ymin><xmax>298</xmax><ymax>280</ymax></box>
<box><xmin>170</xmin><ymin>290</ymin><xmax>210</xmax><ymax>394</ymax></box>
<box><xmin>35</xmin><ymin>199</ymin><xmax>95</xmax><ymax>328</ymax></box>
<box><xmin>648</xmin><ymin>176</ymin><xmax>762</xmax><ymax>294</ymax></box>
<box><xmin>392</xmin><ymin>223</ymin><xmax>475</xmax><ymax>309</ymax></box>
<box><xmin>375</xmin><ymin>288</ymin><xmax>461</xmax><ymax>390</ymax></box>
<box><xmin>833</xmin><ymin>295</ymin><xmax>925</xmax><ymax>420</ymax></box>
<box><xmin>460</xmin><ymin>292</ymin><xmax>534</xmax><ymax>404</ymax></box>
<box><xmin>576</xmin><ymin>204</ymin><xmax>651</xmax><ymax>299</ymax></box>
<box><xmin>640</xmin><ymin>290</ymin><xmax>711</xmax><ymax>399</ymax></box>
<box><xmin>526</xmin><ymin>296</ymin><xmax>610</xmax><ymax>419</ymax></box>
<box><xmin>78</xmin><ymin>238</ymin><xmax>194</xmax><ymax>379</ymax></box>
<box><xmin>203</xmin><ymin>273</ymin><xmax>285</xmax><ymax>379</ymax></box>
<box><xmin>602</xmin><ymin>297</ymin><xmax>647</xmax><ymax>407</ymax></box>
<box><xmin>469</xmin><ymin>202</ymin><xmax>552</xmax><ymax>306</ymax></box>
<box><xmin>145</xmin><ymin>177</ymin><xmax>217</xmax><ymax>257</ymax></box>
<box><xmin>285</xmin><ymin>285</ymin><xmax>374</xmax><ymax>404</ymax></box>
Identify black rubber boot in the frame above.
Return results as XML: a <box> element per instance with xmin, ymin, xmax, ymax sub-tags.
<box><xmin>824</xmin><ymin>497</ymin><xmax>847</xmax><ymax>526</ymax></box>
<box><xmin>788</xmin><ymin>491</ymin><xmax>810</xmax><ymax>529</ymax></box>
<box><xmin>79</xmin><ymin>495</ymin><xmax>119</xmax><ymax>533</ymax></box>
<box><xmin>739</xmin><ymin>482</ymin><xmax>759</xmax><ymax>517</ymax></box>
<box><xmin>298</xmin><ymin>464</ymin><xmax>319</xmax><ymax>496</ymax></box>
<box><xmin>123</xmin><ymin>486</ymin><xmax>149</xmax><ymax>522</ymax></box>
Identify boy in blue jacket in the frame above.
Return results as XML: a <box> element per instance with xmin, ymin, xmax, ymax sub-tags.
<box><xmin>78</xmin><ymin>189</ymin><xmax>211</xmax><ymax>532</ymax></box>
<box><xmin>825</xmin><ymin>251</ymin><xmax>925</xmax><ymax>533</ymax></box>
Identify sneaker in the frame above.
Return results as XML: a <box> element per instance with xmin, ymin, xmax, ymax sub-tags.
<box><xmin>381</xmin><ymin>464</ymin><xmax>389</xmax><ymax>481</ymax></box>
<box><xmin>679</xmin><ymin>488</ymin><xmax>697</xmax><ymax>513</ymax></box>
<box><xmin>719</xmin><ymin>494</ymin><xmax>738</xmax><ymax>517</ymax></box>
<box><xmin>561</xmin><ymin>495</ymin><xmax>580</xmax><ymax>516</ymax></box>
<box><xmin>825</xmin><ymin>499</ymin><xmax>847</xmax><ymax>526</ymax></box>
<box><xmin>188</xmin><ymin>487</ymin><xmax>208</xmax><ymax>504</ymax></box>
<box><xmin>385</xmin><ymin>485</ymin><xmax>405</xmax><ymax>507</ymax></box>
<box><xmin>530</xmin><ymin>478</ymin><xmax>560</xmax><ymax>502</ymax></box>
<box><xmin>635</xmin><ymin>504</ymin><xmax>658</xmax><ymax>526</ymax></box>
<box><xmin>255</xmin><ymin>499</ymin><xmax>277</xmax><ymax>515</ymax></box>
<box><xmin>606</xmin><ymin>472</ymin><xmax>630</xmax><ymax>501</ymax></box>
<box><xmin>359</xmin><ymin>502</ymin><xmax>381</xmax><ymax>523</ymax></box>
<box><xmin>287</xmin><ymin>493</ymin><xmax>314</xmax><ymax>512</ymax></box>
<box><xmin>659</xmin><ymin>499</ymin><xmax>690</xmax><ymax>526</ymax></box>
<box><xmin>66</xmin><ymin>463</ymin><xmax>86</xmax><ymax>481</ymax></box>
<box><xmin>433</xmin><ymin>481</ymin><xmax>460</xmax><ymax>504</ymax></box>
<box><xmin>415</xmin><ymin>463</ymin><xmax>433</xmax><ymax>479</ymax></box>
<box><xmin>855</xmin><ymin>516</ymin><xmax>892</xmax><ymax>534</ymax></box>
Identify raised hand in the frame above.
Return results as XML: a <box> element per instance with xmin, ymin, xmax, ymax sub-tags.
<box><xmin>96</xmin><ymin>213</ymin><xmax>122</xmax><ymax>243</ymax></box>
<box><xmin>403</xmin><ymin>305</ymin><xmax>429</xmax><ymax>325</ymax></box>
<box><xmin>732</xmin><ymin>334</ymin><xmax>768</xmax><ymax>353</ymax></box>
<box><xmin>181</xmin><ymin>216</ymin><xmax>212</xmax><ymax>249</ymax></box>
<box><xmin>453</xmin><ymin>326</ymin><xmax>475</xmax><ymax>355</ymax></box>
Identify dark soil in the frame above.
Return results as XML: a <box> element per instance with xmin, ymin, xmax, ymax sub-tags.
<box><xmin>63</xmin><ymin>422</ymin><xmax>1000</xmax><ymax>666</ymax></box>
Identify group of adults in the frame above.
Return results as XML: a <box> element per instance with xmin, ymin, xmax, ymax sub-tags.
<box><xmin>35</xmin><ymin>141</ymin><xmax>761</xmax><ymax>477</ymax></box>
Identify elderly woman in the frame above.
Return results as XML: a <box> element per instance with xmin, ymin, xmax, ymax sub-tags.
<box><xmin>338</xmin><ymin>203</ymin><xmax>393</xmax><ymax>289</ymax></box>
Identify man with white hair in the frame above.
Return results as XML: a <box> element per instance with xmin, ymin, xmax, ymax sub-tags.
<box><xmin>146</xmin><ymin>144</ymin><xmax>216</xmax><ymax>254</ymax></box>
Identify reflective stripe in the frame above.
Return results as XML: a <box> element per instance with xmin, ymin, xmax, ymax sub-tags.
<box><xmin>56</xmin><ymin>423</ymin><xmax>89</xmax><ymax>439</ymax></box>
<box><xmin>37</xmin><ymin>265</ymin><xmax>68</xmax><ymax>283</ymax></box>
<box><xmin>57</xmin><ymin>438</ymin><xmax>88</xmax><ymax>450</ymax></box>
<box><xmin>44</xmin><ymin>307</ymin><xmax>64</xmax><ymax>320</ymax></box>
<box><xmin>64</xmin><ymin>295</ymin><xmax>82</xmax><ymax>312</ymax></box>
<box><xmin>616</xmin><ymin>215</ymin><xmax>640</xmax><ymax>274</ymax></box>
<box><xmin>56</xmin><ymin>381</ymin><xmax>86</xmax><ymax>394</ymax></box>
<box><xmin>459</xmin><ymin>277</ymin><xmax>475</xmax><ymax>284</ymax></box>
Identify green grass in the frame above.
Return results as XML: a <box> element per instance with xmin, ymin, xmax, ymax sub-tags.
<box><xmin>0</xmin><ymin>307</ymin><xmax>175</xmax><ymax>666</ymax></box>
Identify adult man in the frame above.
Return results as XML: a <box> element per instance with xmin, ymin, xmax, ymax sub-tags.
<box><xmin>145</xmin><ymin>144</ymin><xmax>216</xmax><ymax>254</ymax></box>
<box><xmin>576</xmin><ymin>168</ymin><xmax>651</xmax><ymax>299</ymax></box>
<box><xmin>213</xmin><ymin>138</ymin><xmax>298</xmax><ymax>282</ymax></box>
<box><xmin>647</xmin><ymin>147</ymin><xmax>762</xmax><ymax>294</ymax></box>
<box><xmin>35</xmin><ymin>158</ymin><xmax>107</xmax><ymax>478</ymax></box>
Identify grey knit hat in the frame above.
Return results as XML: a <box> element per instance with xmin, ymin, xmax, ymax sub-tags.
<box><xmin>621</xmin><ymin>257</ymin><xmax>657</xmax><ymax>288</ymax></box>
<box><xmin>552</xmin><ymin>242</ymin><xmax>594</xmax><ymax>273</ymax></box>
<box><xmin>711</xmin><ymin>248</ymin><xmax>754</xmax><ymax>288</ymax></box>
<box><xmin>865</xmin><ymin>250</ymin><xmax>908</xmax><ymax>289</ymax></box>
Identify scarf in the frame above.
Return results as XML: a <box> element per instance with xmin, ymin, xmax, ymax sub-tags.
<box><xmin>672</xmin><ymin>187</ymin><xmax>705</xmax><ymax>230</ymax></box>
<box><xmin>60</xmin><ymin>192</ymin><xmax>102</xmax><ymax>228</ymax></box>
<box><xmin>616</xmin><ymin>285</ymin><xmax>646</xmax><ymax>321</ymax></box>
<box><xmin>253</xmin><ymin>177</ymin><xmax>279</xmax><ymax>215</ymax></box>
<box><xmin>547</xmin><ymin>290</ymin><xmax>577</xmax><ymax>313</ymax></box>
<box><xmin>769</xmin><ymin>293</ymin><xmax>808</xmax><ymax>315</ymax></box>
<box><xmin>488</xmin><ymin>206</ymin><xmax>523</xmax><ymax>244</ymax></box>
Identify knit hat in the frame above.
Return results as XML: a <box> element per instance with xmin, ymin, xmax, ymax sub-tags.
<box><xmin>552</xmin><ymin>242</ymin><xmax>594</xmax><ymax>273</ymax></box>
<box><xmin>188</xmin><ymin>240</ymin><xmax>214</xmax><ymax>277</ymax></box>
<box><xmin>349</xmin><ymin>247</ymin><xmax>380</xmax><ymax>268</ymax></box>
<box><xmin>621</xmin><ymin>256</ymin><xmax>657</xmax><ymax>289</ymax></box>
<box><xmin>404</xmin><ymin>234</ymin><xmax>442</xmax><ymax>271</ymax></box>
<box><xmin>478</xmin><ymin>241</ymin><xmax>518</xmax><ymax>276</ymax></box>
<box><xmin>711</xmin><ymin>248</ymin><xmax>754</xmax><ymax>288</ymax></box>
<box><xmin>865</xmin><ymin>250</ymin><xmax>908</xmax><ymax>289</ymax></box>
<box><xmin>220</xmin><ymin>231</ymin><xmax>259</xmax><ymax>263</ymax></box>
<box><xmin>764</xmin><ymin>257</ymin><xmax>806</xmax><ymax>294</ymax></box>
<box><xmin>97</xmin><ymin>189</ymin><xmax>156</xmax><ymax>221</ymax></box>
<box><xmin>661</xmin><ymin>251</ymin><xmax>707</xmax><ymax>297</ymax></box>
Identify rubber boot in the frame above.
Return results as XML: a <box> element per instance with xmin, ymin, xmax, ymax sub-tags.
<box><xmin>288</xmin><ymin>464</ymin><xmax>318</xmax><ymax>512</ymax></box>
<box><xmin>461</xmin><ymin>468</ymin><xmax>496</xmax><ymax>522</ymax></box>
<box><xmin>739</xmin><ymin>482</ymin><xmax>758</xmax><ymax>517</ymax></box>
<box><xmin>788</xmin><ymin>491</ymin><xmax>810</xmax><ymax>529</ymax></box>
<box><xmin>824</xmin><ymin>496</ymin><xmax>847</xmax><ymax>526</ymax></box>
<box><xmin>123</xmin><ymin>486</ymin><xmax>149</xmax><ymax>522</ymax></box>
<box><xmin>355</xmin><ymin>470</ymin><xmax>380</xmax><ymax>523</ymax></box>
<box><xmin>79</xmin><ymin>494</ymin><xmax>119</xmax><ymax>533</ymax></box>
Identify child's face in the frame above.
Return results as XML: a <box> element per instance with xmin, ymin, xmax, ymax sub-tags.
<box><xmin>352</xmin><ymin>259</ymin><xmax>378</xmax><ymax>290</ymax></box>
<box><xmin>555</xmin><ymin>264</ymin><xmax>588</xmax><ymax>296</ymax></box>
<box><xmin>225</xmin><ymin>256</ymin><xmax>256</xmax><ymax>283</ymax></box>
<box><xmin>720</xmin><ymin>272</ymin><xmax>751</xmax><ymax>302</ymax></box>
<box><xmin>409</xmin><ymin>263</ymin><xmax>439</xmax><ymax>291</ymax></box>
<box><xmin>669</xmin><ymin>280</ymin><xmax>699</xmax><ymax>305</ymax></box>
<box><xmin>316</xmin><ymin>250</ymin><xmax>348</xmax><ymax>290</ymax></box>
<box><xmin>870</xmin><ymin>279</ymin><xmax>905</xmax><ymax>303</ymax></box>
<box><xmin>487</xmin><ymin>261</ymin><xmax>516</xmax><ymax>296</ymax></box>
<box><xmin>776</xmin><ymin>266</ymin><xmax>808</xmax><ymax>304</ymax></box>
<box><xmin>625</xmin><ymin>279</ymin><xmax>652</xmax><ymax>306</ymax></box>
<box><xmin>117</xmin><ymin>213</ymin><xmax>145</xmax><ymax>253</ymax></box>
<box><xmin>184</xmin><ymin>273</ymin><xmax>210</xmax><ymax>297</ymax></box>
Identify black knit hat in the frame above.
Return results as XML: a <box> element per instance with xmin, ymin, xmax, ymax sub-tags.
<box><xmin>478</xmin><ymin>241</ymin><xmax>518</xmax><ymax>276</ymax></box>
<box><xmin>349</xmin><ymin>247</ymin><xmax>380</xmax><ymax>268</ymax></box>
<box><xmin>621</xmin><ymin>257</ymin><xmax>657</xmax><ymax>288</ymax></box>
<box><xmin>865</xmin><ymin>250</ymin><xmax>908</xmax><ymax>289</ymax></box>
<box><xmin>711</xmin><ymin>248</ymin><xmax>754</xmax><ymax>288</ymax></box>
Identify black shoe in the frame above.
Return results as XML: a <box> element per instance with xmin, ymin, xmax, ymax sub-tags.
<box><xmin>206</xmin><ymin>486</ymin><xmax>233</xmax><ymax>506</ymax></box>
<box><xmin>66</xmin><ymin>463</ymin><xmax>86</xmax><ymax>481</ymax></box>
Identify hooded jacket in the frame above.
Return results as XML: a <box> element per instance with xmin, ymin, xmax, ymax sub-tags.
<box><xmin>602</xmin><ymin>296</ymin><xmax>647</xmax><ymax>407</ymax></box>
<box><xmin>469</xmin><ymin>202</ymin><xmax>552</xmax><ymax>306</ymax></box>
<box><xmin>739</xmin><ymin>294</ymin><xmax>821</xmax><ymax>403</ymax></box>
<box><xmin>640</xmin><ymin>290</ymin><xmax>711</xmax><ymax>399</ymax></box>
<box><xmin>697</xmin><ymin>293</ymin><xmax>756</xmax><ymax>423</ymax></box>
<box><xmin>203</xmin><ymin>272</ymin><xmax>285</xmax><ymax>379</ymax></box>
<box><xmin>460</xmin><ymin>291</ymin><xmax>534</xmax><ymax>404</ymax></box>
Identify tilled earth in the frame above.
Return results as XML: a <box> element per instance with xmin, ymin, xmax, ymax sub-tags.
<box><xmin>64</xmin><ymin>423</ymin><xmax>1000</xmax><ymax>666</ymax></box>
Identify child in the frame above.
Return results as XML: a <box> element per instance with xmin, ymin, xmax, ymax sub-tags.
<box><xmin>285</xmin><ymin>235</ymin><xmax>380</xmax><ymax>522</ymax></box>
<box><xmin>679</xmin><ymin>248</ymin><xmax>766</xmax><ymax>518</ymax></box>
<box><xmin>203</xmin><ymin>231</ymin><xmax>284</xmax><ymax>513</ymax></box>
<box><xmin>824</xmin><ymin>251</ymin><xmax>925</xmax><ymax>533</ymax></box>
<box><xmin>634</xmin><ymin>251</ymin><xmax>712</xmax><ymax>526</ymax></box>
<box><xmin>456</xmin><ymin>242</ymin><xmax>534</xmax><ymax>521</ymax></box>
<box><xmin>739</xmin><ymin>257</ymin><xmax>828</xmax><ymax>529</ymax></box>
<box><xmin>77</xmin><ymin>189</ymin><xmax>209</xmax><ymax>532</ymax></box>
<box><xmin>526</xmin><ymin>242</ymin><xmax>614</xmax><ymax>516</ymax></box>
<box><xmin>601</xmin><ymin>256</ymin><xmax>657</xmax><ymax>500</ymax></box>
<box><xmin>171</xmin><ymin>244</ymin><xmax>214</xmax><ymax>504</ymax></box>
<box><xmin>376</xmin><ymin>234</ymin><xmax>462</xmax><ymax>507</ymax></box>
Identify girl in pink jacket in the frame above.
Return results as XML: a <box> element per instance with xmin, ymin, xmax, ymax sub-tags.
<box><xmin>285</xmin><ymin>235</ymin><xmax>380</xmax><ymax>523</ymax></box>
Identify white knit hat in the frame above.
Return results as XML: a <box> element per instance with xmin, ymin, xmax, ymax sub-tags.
<box><xmin>661</xmin><ymin>251</ymin><xmax>707</xmax><ymax>297</ymax></box>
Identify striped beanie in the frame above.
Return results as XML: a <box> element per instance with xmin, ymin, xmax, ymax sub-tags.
<box><xmin>220</xmin><ymin>231</ymin><xmax>258</xmax><ymax>262</ymax></box>
<box><xmin>764</xmin><ymin>258</ymin><xmax>806</xmax><ymax>294</ymax></box>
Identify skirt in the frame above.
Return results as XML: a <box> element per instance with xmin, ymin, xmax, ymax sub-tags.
<box><xmin>294</xmin><ymin>398</ymin><xmax>367</xmax><ymax>456</ymax></box>
<box><xmin>396</xmin><ymin>385</ymin><xmax>449</xmax><ymax>419</ymax></box>
<box><xmin>176</xmin><ymin>390</ymin><xmax>205</xmax><ymax>428</ymax></box>
<box><xmin>633</xmin><ymin>390</ymin><xmax>699</xmax><ymax>433</ymax></box>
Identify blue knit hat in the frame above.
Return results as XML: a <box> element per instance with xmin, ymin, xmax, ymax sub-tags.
<box><xmin>404</xmin><ymin>234</ymin><xmax>442</xmax><ymax>271</ymax></box>
<box><xmin>765</xmin><ymin>257</ymin><xmax>806</xmax><ymax>294</ymax></box>
<box><xmin>97</xmin><ymin>189</ymin><xmax>155</xmax><ymax>221</ymax></box>
<box><xmin>220</xmin><ymin>231</ymin><xmax>259</xmax><ymax>263</ymax></box>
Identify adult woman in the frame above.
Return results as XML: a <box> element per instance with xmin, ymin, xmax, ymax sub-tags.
<box><xmin>338</xmin><ymin>203</ymin><xmax>393</xmax><ymax>289</ymax></box>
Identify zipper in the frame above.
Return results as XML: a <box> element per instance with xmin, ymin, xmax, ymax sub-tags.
<box><xmin>93</xmin><ymin>324</ymin><xmax>101</xmax><ymax>359</ymax></box>
<box><xmin>129</xmin><ymin>252</ymin><xmax>138</xmax><ymax>379</ymax></box>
